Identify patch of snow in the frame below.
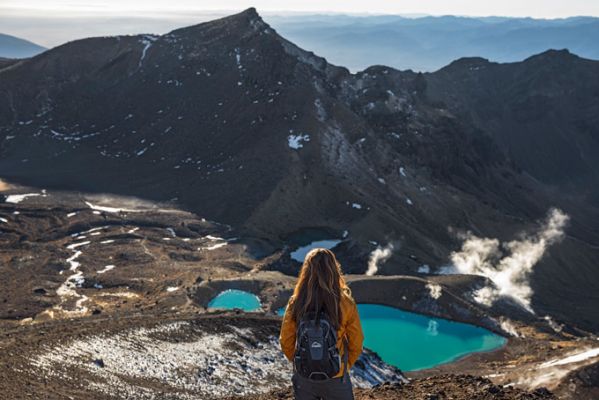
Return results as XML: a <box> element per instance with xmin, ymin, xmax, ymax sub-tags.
<box><xmin>406</xmin><ymin>198</ymin><xmax>413</xmax><ymax>205</ymax></box>
<box><xmin>544</xmin><ymin>315</ymin><xmax>564</xmax><ymax>333</ymax></box>
<box><xmin>418</xmin><ymin>264</ymin><xmax>430</xmax><ymax>274</ymax></box>
<box><xmin>67</xmin><ymin>212</ymin><xmax>77</xmax><ymax>218</ymax></box>
<box><xmin>85</xmin><ymin>201</ymin><xmax>146</xmax><ymax>214</ymax></box>
<box><xmin>138</xmin><ymin>35</ymin><xmax>158</xmax><ymax>68</ymax></box>
<box><xmin>351</xmin><ymin>202</ymin><xmax>362</xmax><ymax>209</ymax></box>
<box><xmin>540</xmin><ymin>348</ymin><xmax>599</xmax><ymax>368</ymax></box>
<box><xmin>235</xmin><ymin>48</ymin><xmax>241</xmax><ymax>67</ymax></box>
<box><xmin>53</xmin><ymin>242</ymin><xmax>89</xmax><ymax>315</ymax></box>
<box><xmin>399</xmin><ymin>167</ymin><xmax>407</xmax><ymax>177</ymax></box>
<box><xmin>67</xmin><ymin>241</ymin><xmax>91</xmax><ymax>250</ymax></box>
<box><xmin>5</xmin><ymin>192</ymin><xmax>42</xmax><ymax>203</ymax></box>
<box><xmin>205</xmin><ymin>235</ymin><xmax>223</xmax><ymax>241</ymax></box>
<box><xmin>287</xmin><ymin>133</ymin><xmax>310</xmax><ymax>150</ymax></box>
<box><xmin>166</xmin><ymin>287</ymin><xmax>179</xmax><ymax>292</ymax></box>
<box><xmin>290</xmin><ymin>239</ymin><xmax>342</xmax><ymax>263</ymax></box>
<box><xmin>97</xmin><ymin>265</ymin><xmax>115</xmax><ymax>274</ymax></box>
<box><xmin>204</xmin><ymin>242</ymin><xmax>227</xmax><ymax>250</ymax></box>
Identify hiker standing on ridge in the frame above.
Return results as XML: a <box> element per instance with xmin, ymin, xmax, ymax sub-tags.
<box><xmin>280</xmin><ymin>248</ymin><xmax>364</xmax><ymax>400</ymax></box>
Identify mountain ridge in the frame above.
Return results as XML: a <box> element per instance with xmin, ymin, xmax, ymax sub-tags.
<box><xmin>0</xmin><ymin>32</ymin><xmax>46</xmax><ymax>59</ymax></box>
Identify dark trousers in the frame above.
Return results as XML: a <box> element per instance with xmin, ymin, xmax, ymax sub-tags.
<box><xmin>291</xmin><ymin>372</ymin><xmax>354</xmax><ymax>400</ymax></box>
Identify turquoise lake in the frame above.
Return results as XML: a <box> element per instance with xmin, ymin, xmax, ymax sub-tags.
<box><xmin>208</xmin><ymin>289</ymin><xmax>262</xmax><ymax>311</ymax></box>
<box><xmin>357</xmin><ymin>304</ymin><xmax>506</xmax><ymax>371</ymax></box>
<box><xmin>277</xmin><ymin>303</ymin><xmax>505</xmax><ymax>371</ymax></box>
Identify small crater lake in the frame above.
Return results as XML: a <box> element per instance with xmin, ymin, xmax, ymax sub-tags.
<box><xmin>208</xmin><ymin>289</ymin><xmax>261</xmax><ymax>311</ymax></box>
<box><xmin>357</xmin><ymin>304</ymin><xmax>506</xmax><ymax>371</ymax></box>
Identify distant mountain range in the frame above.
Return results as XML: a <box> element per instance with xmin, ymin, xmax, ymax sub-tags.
<box><xmin>0</xmin><ymin>33</ymin><xmax>45</xmax><ymax>59</ymax></box>
<box><xmin>267</xmin><ymin>14</ymin><xmax>599</xmax><ymax>71</ymax></box>
<box><xmin>1</xmin><ymin>8</ymin><xmax>598</xmax><ymax>333</ymax></box>
<box><xmin>4</xmin><ymin>13</ymin><xmax>599</xmax><ymax>70</ymax></box>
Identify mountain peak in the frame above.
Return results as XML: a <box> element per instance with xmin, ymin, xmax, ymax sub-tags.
<box><xmin>524</xmin><ymin>48</ymin><xmax>578</xmax><ymax>63</ymax></box>
<box><xmin>168</xmin><ymin>7</ymin><xmax>268</xmax><ymax>39</ymax></box>
<box><xmin>218</xmin><ymin>7</ymin><xmax>262</xmax><ymax>26</ymax></box>
<box><xmin>238</xmin><ymin>7</ymin><xmax>259</xmax><ymax>18</ymax></box>
<box><xmin>438</xmin><ymin>56</ymin><xmax>492</xmax><ymax>73</ymax></box>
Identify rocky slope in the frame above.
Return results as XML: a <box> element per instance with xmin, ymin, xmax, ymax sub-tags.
<box><xmin>11</xmin><ymin>314</ymin><xmax>401</xmax><ymax>399</ymax></box>
<box><xmin>231</xmin><ymin>375</ymin><xmax>556</xmax><ymax>400</ymax></box>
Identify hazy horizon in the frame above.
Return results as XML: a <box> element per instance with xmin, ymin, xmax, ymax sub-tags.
<box><xmin>2</xmin><ymin>0</ymin><xmax>599</xmax><ymax>48</ymax></box>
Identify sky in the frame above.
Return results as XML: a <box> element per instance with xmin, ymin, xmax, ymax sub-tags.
<box><xmin>2</xmin><ymin>0</ymin><xmax>599</xmax><ymax>47</ymax></box>
<box><xmin>3</xmin><ymin>0</ymin><xmax>599</xmax><ymax>17</ymax></box>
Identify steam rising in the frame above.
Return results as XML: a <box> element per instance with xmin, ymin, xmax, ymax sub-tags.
<box><xmin>366</xmin><ymin>243</ymin><xmax>395</xmax><ymax>276</ymax></box>
<box><xmin>499</xmin><ymin>318</ymin><xmax>521</xmax><ymax>337</ymax></box>
<box><xmin>426</xmin><ymin>283</ymin><xmax>442</xmax><ymax>299</ymax></box>
<box><xmin>446</xmin><ymin>208</ymin><xmax>569</xmax><ymax>313</ymax></box>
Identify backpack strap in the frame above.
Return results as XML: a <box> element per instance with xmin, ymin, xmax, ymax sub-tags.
<box><xmin>313</xmin><ymin>291</ymin><xmax>320</xmax><ymax>326</ymax></box>
<box><xmin>341</xmin><ymin>336</ymin><xmax>349</xmax><ymax>383</ymax></box>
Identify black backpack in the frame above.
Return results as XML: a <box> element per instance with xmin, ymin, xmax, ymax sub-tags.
<box><xmin>293</xmin><ymin>308</ymin><xmax>348</xmax><ymax>381</ymax></box>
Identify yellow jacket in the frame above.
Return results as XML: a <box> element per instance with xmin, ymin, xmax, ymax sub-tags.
<box><xmin>279</xmin><ymin>292</ymin><xmax>364</xmax><ymax>378</ymax></box>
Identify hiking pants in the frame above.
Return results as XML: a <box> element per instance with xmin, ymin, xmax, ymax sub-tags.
<box><xmin>291</xmin><ymin>372</ymin><xmax>354</xmax><ymax>400</ymax></box>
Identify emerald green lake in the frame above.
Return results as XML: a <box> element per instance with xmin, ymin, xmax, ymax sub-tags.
<box><xmin>208</xmin><ymin>289</ymin><xmax>261</xmax><ymax>311</ymax></box>
<box><xmin>357</xmin><ymin>304</ymin><xmax>506</xmax><ymax>371</ymax></box>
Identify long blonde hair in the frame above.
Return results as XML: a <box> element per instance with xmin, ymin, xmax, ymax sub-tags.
<box><xmin>290</xmin><ymin>248</ymin><xmax>350</xmax><ymax>328</ymax></box>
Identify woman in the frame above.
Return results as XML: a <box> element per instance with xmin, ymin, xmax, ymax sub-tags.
<box><xmin>279</xmin><ymin>248</ymin><xmax>364</xmax><ymax>400</ymax></box>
